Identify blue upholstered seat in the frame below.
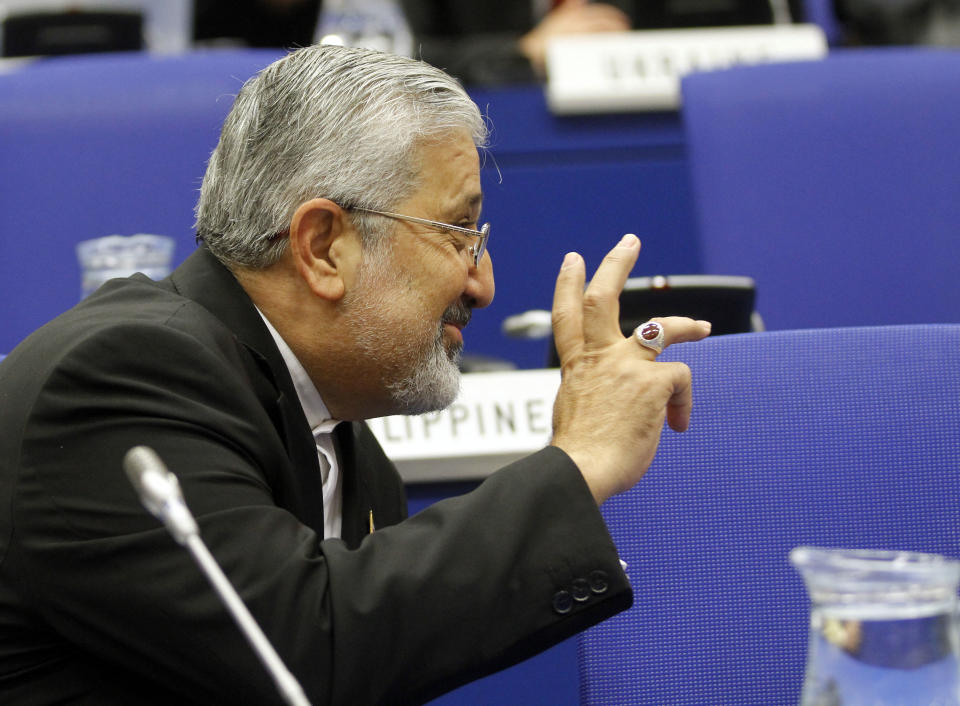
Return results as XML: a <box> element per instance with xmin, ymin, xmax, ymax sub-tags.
<box><xmin>578</xmin><ymin>324</ymin><xmax>960</xmax><ymax>705</ymax></box>
<box><xmin>681</xmin><ymin>49</ymin><xmax>960</xmax><ymax>332</ymax></box>
<box><xmin>0</xmin><ymin>49</ymin><xmax>283</xmax><ymax>354</ymax></box>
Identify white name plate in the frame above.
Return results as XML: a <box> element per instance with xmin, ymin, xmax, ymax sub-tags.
<box><xmin>369</xmin><ymin>369</ymin><xmax>561</xmax><ymax>483</ymax></box>
<box><xmin>545</xmin><ymin>24</ymin><xmax>828</xmax><ymax>114</ymax></box>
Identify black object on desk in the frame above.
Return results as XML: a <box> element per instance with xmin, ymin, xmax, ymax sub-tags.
<box><xmin>2</xmin><ymin>10</ymin><xmax>143</xmax><ymax>57</ymax></box>
<box><xmin>547</xmin><ymin>274</ymin><xmax>757</xmax><ymax>367</ymax></box>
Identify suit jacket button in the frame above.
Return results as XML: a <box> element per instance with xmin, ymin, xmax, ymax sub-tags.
<box><xmin>552</xmin><ymin>590</ymin><xmax>573</xmax><ymax>614</ymax></box>
<box><xmin>572</xmin><ymin>578</ymin><xmax>591</xmax><ymax>602</ymax></box>
<box><xmin>589</xmin><ymin>570</ymin><xmax>609</xmax><ymax>595</ymax></box>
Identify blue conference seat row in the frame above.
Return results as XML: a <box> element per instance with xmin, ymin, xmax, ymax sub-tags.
<box><xmin>681</xmin><ymin>47</ymin><xmax>960</xmax><ymax>332</ymax></box>
<box><xmin>4</xmin><ymin>48</ymin><xmax>959</xmax><ymax>357</ymax></box>
<box><xmin>579</xmin><ymin>323</ymin><xmax>960</xmax><ymax>704</ymax></box>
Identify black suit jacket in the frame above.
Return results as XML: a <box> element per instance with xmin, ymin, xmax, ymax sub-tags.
<box><xmin>0</xmin><ymin>246</ymin><xmax>630</xmax><ymax>704</ymax></box>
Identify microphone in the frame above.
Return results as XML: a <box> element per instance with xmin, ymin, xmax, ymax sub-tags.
<box><xmin>123</xmin><ymin>446</ymin><xmax>198</xmax><ymax>544</ymax></box>
<box><xmin>123</xmin><ymin>446</ymin><xmax>312</xmax><ymax>706</ymax></box>
<box><xmin>501</xmin><ymin>309</ymin><xmax>552</xmax><ymax>339</ymax></box>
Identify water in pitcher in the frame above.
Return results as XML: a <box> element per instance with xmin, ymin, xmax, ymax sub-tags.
<box><xmin>792</xmin><ymin>547</ymin><xmax>960</xmax><ymax>706</ymax></box>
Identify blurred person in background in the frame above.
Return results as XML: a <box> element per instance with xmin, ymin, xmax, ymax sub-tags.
<box><xmin>194</xmin><ymin>0</ymin><xmax>321</xmax><ymax>47</ymax></box>
<box><xmin>400</xmin><ymin>0</ymin><xmax>806</xmax><ymax>84</ymax></box>
<box><xmin>833</xmin><ymin>0</ymin><xmax>960</xmax><ymax>46</ymax></box>
<box><xmin>401</xmin><ymin>0</ymin><xmax>630</xmax><ymax>84</ymax></box>
<box><xmin>192</xmin><ymin>0</ymin><xmax>804</xmax><ymax>85</ymax></box>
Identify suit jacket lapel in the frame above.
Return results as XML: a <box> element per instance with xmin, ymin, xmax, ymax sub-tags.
<box><xmin>335</xmin><ymin>423</ymin><xmax>366</xmax><ymax>549</ymax></box>
<box><xmin>337</xmin><ymin>422</ymin><xmax>409</xmax><ymax>549</ymax></box>
<box><xmin>167</xmin><ymin>246</ymin><xmax>326</xmax><ymax>533</ymax></box>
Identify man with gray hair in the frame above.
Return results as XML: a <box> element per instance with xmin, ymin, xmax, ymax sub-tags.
<box><xmin>0</xmin><ymin>45</ymin><xmax>710</xmax><ymax>704</ymax></box>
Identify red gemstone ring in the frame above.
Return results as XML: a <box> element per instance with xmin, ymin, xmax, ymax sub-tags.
<box><xmin>634</xmin><ymin>320</ymin><xmax>665</xmax><ymax>354</ymax></box>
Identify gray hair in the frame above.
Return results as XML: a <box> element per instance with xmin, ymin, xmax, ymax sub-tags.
<box><xmin>195</xmin><ymin>45</ymin><xmax>488</xmax><ymax>269</ymax></box>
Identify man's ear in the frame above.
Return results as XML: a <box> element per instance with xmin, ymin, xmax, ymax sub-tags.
<box><xmin>287</xmin><ymin>198</ymin><xmax>359</xmax><ymax>301</ymax></box>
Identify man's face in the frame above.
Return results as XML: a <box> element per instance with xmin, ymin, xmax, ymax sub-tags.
<box><xmin>341</xmin><ymin>130</ymin><xmax>494</xmax><ymax>416</ymax></box>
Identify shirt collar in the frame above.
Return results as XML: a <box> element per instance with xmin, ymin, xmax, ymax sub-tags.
<box><xmin>255</xmin><ymin>308</ymin><xmax>339</xmax><ymax>434</ymax></box>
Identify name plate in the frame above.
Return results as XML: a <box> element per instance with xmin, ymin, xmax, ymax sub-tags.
<box><xmin>545</xmin><ymin>24</ymin><xmax>828</xmax><ymax>114</ymax></box>
<box><xmin>369</xmin><ymin>369</ymin><xmax>561</xmax><ymax>483</ymax></box>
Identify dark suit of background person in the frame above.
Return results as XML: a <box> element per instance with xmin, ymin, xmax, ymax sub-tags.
<box><xmin>400</xmin><ymin>0</ymin><xmax>806</xmax><ymax>85</ymax></box>
<box><xmin>0</xmin><ymin>42</ymin><xmax>714</xmax><ymax>705</ymax></box>
<box><xmin>193</xmin><ymin>0</ymin><xmax>804</xmax><ymax>85</ymax></box>
<box><xmin>194</xmin><ymin>0</ymin><xmax>321</xmax><ymax>47</ymax></box>
<box><xmin>833</xmin><ymin>0</ymin><xmax>960</xmax><ymax>46</ymax></box>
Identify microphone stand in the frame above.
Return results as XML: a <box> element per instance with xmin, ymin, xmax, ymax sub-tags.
<box><xmin>183</xmin><ymin>535</ymin><xmax>311</xmax><ymax>706</ymax></box>
<box><xmin>124</xmin><ymin>446</ymin><xmax>311</xmax><ymax>706</ymax></box>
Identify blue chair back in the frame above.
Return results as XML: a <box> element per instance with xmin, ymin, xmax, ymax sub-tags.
<box><xmin>577</xmin><ymin>324</ymin><xmax>960</xmax><ymax>705</ymax></box>
<box><xmin>802</xmin><ymin>0</ymin><xmax>845</xmax><ymax>44</ymax></box>
<box><xmin>0</xmin><ymin>49</ymin><xmax>283</xmax><ymax>355</ymax></box>
<box><xmin>681</xmin><ymin>48</ymin><xmax>960</xmax><ymax>332</ymax></box>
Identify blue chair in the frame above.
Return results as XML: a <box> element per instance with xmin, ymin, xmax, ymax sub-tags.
<box><xmin>0</xmin><ymin>49</ymin><xmax>284</xmax><ymax>355</ymax></box>
<box><xmin>577</xmin><ymin>324</ymin><xmax>960</xmax><ymax>705</ymax></box>
<box><xmin>802</xmin><ymin>0</ymin><xmax>845</xmax><ymax>44</ymax></box>
<box><xmin>681</xmin><ymin>49</ymin><xmax>960</xmax><ymax>332</ymax></box>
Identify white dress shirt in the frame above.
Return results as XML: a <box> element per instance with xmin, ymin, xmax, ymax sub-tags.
<box><xmin>257</xmin><ymin>311</ymin><xmax>342</xmax><ymax>540</ymax></box>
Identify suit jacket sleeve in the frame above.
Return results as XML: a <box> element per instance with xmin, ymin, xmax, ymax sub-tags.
<box><xmin>4</xmin><ymin>296</ymin><xmax>630</xmax><ymax>704</ymax></box>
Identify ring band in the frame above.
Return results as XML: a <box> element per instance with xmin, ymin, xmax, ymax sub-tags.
<box><xmin>634</xmin><ymin>321</ymin><xmax>665</xmax><ymax>354</ymax></box>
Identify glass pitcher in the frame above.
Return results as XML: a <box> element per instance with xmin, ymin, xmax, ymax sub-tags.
<box><xmin>791</xmin><ymin>547</ymin><xmax>960</xmax><ymax>706</ymax></box>
<box><xmin>76</xmin><ymin>234</ymin><xmax>175</xmax><ymax>299</ymax></box>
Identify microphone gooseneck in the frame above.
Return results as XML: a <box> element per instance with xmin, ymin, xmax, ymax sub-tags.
<box><xmin>123</xmin><ymin>446</ymin><xmax>312</xmax><ymax>706</ymax></box>
<box><xmin>123</xmin><ymin>445</ymin><xmax>198</xmax><ymax>544</ymax></box>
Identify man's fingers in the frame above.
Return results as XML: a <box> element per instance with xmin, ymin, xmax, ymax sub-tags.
<box><xmin>581</xmin><ymin>234</ymin><xmax>640</xmax><ymax>347</ymax></box>
<box><xmin>662</xmin><ymin>361</ymin><xmax>694</xmax><ymax>432</ymax></box>
<box><xmin>551</xmin><ymin>252</ymin><xmax>586</xmax><ymax>364</ymax></box>
<box><xmin>652</xmin><ymin>316</ymin><xmax>713</xmax><ymax>345</ymax></box>
<box><xmin>633</xmin><ymin>316</ymin><xmax>712</xmax><ymax>359</ymax></box>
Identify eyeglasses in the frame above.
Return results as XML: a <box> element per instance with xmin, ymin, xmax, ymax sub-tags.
<box><xmin>349</xmin><ymin>206</ymin><xmax>490</xmax><ymax>268</ymax></box>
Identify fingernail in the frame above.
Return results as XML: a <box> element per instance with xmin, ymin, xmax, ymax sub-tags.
<box><xmin>618</xmin><ymin>233</ymin><xmax>639</xmax><ymax>248</ymax></box>
<box><xmin>561</xmin><ymin>252</ymin><xmax>581</xmax><ymax>269</ymax></box>
<box><xmin>698</xmin><ymin>320</ymin><xmax>713</xmax><ymax>332</ymax></box>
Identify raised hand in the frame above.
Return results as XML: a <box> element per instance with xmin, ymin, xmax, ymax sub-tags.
<box><xmin>549</xmin><ymin>234</ymin><xmax>712</xmax><ymax>504</ymax></box>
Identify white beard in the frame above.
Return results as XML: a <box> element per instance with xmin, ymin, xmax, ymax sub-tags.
<box><xmin>341</xmin><ymin>256</ymin><xmax>462</xmax><ymax>416</ymax></box>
